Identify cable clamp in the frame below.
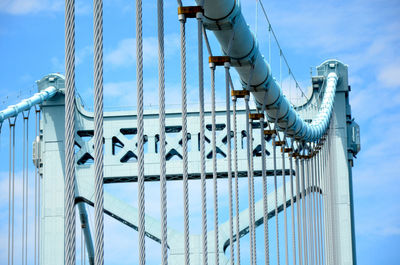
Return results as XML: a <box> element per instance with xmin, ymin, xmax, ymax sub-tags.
<box><xmin>209</xmin><ymin>56</ymin><xmax>230</xmax><ymax>66</ymax></box>
<box><xmin>263</xmin><ymin>129</ymin><xmax>276</xmax><ymax>136</ymax></box>
<box><xmin>274</xmin><ymin>140</ymin><xmax>285</xmax><ymax>147</ymax></box>
<box><xmin>231</xmin><ymin>90</ymin><xmax>249</xmax><ymax>98</ymax></box>
<box><xmin>249</xmin><ymin>113</ymin><xmax>264</xmax><ymax>120</ymax></box>
<box><xmin>282</xmin><ymin>147</ymin><xmax>293</xmax><ymax>153</ymax></box>
<box><xmin>178</xmin><ymin>6</ymin><xmax>204</xmax><ymax>19</ymax></box>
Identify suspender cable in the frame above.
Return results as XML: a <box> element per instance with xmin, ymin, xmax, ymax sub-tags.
<box><xmin>22</xmin><ymin>115</ymin><xmax>26</xmax><ymax>265</ymax></box>
<box><xmin>260</xmin><ymin>96</ymin><xmax>269</xmax><ymax>265</ymax></box>
<box><xmin>25</xmin><ymin>114</ymin><xmax>29</xmax><ymax>265</ymax></box>
<box><xmin>197</xmin><ymin>9</ymin><xmax>208</xmax><ymax>265</ymax></box>
<box><xmin>136</xmin><ymin>0</ymin><xmax>146</xmax><ymax>263</ymax></box>
<box><xmin>210</xmin><ymin>63</ymin><xmax>220</xmax><ymax>265</ymax></box>
<box><xmin>310</xmin><ymin>150</ymin><xmax>316</xmax><ymax>265</ymax></box>
<box><xmin>315</xmin><ymin>147</ymin><xmax>321</xmax><ymax>265</ymax></box>
<box><xmin>294</xmin><ymin>151</ymin><xmax>303</xmax><ymax>265</ymax></box>
<box><xmin>317</xmin><ymin>146</ymin><xmax>324</xmax><ymax>265</ymax></box>
<box><xmin>314</xmin><ymin>147</ymin><xmax>321</xmax><ymax>265</ymax></box>
<box><xmin>34</xmin><ymin>107</ymin><xmax>38</xmax><ymax>265</ymax></box>
<box><xmin>272</xmin><ymin>132</ymin><xmax>280</xmax><ymax>265</ymax></box>
<box><xmin>225</xmin><ymin>63</ymin><xmax>234</xmax><ymax>265</ymax></box>
<box><xmin>232</xmin><ymin>94</ymin><xmax>241</xmax><ymax>265</ymax></box>
<box><xmin>289</xmin><ymin>141</ymin><xmax>296</xmax><ymax>265</ymax></box>
<box><xmin>245</xmin><ymin>94</ymin><xmax>255</xmax><ymax>265</ymax></box>
<box><xmin>8</xmin><ymin>118</ymin><xmax>16</xmax><ymax>265</ymax></box>
<box><xmin>305</xmin><ymin>153</ymin><xmax>312</xmax><ymax>265</ymax></box>
<box><xmin>300</xmin><ymin>149</ymin><xmax>308</xmax><ymax>265</ymax></box>
<box><xmin>313</xmin><ymin>147</ymin><xmax>320</xmax><ymax>265</ymax></box>
<box><xmin>306</xmin><ymin>154</ymin><xmax>313</xmax><ymax>265</ymax></box>
<box><xmin>157</xmin><ymin>1</ymin><xmax>168</xmax><ymax>264</ymax></box>
<box><xmin>12</xmin><ymin>119</ymin><xmax>16</xmax><ymax>265</ymax></box>
<box><xmin>65</xmin><ymin>0</ymin><xmax>76</xmax><ymax>262</ymax></box>
<box><xmin>249</xmin><ymin>115</ymin><xmax>257</xmax><ymax>264</ymax></box>
<box><xmin>22</xmin><ymin>112</ymin><xmax>30</xmax><ymax>265</ymax></box>
<box><xmin>282</xmin><ymin>135</ymin><xmax>289</xmax><ymax>265</ymax></box>
<box><xmin>93</xmin><ymin>0</ymin><xmax>105</xmax><ymax>263</ymax></box>
<box><xmin>178</xmin><ymin>8</ymin><xmax>190</xmax><ymax>265</ymax></box>
<box><xmin>81</xmin><ymin>228</ymin><xmax>84</xmax><ymax>265</ymax></box>
<box><xmin>321</xmin><ymin>138</ymin><xmax>329</xmax><ymax>264</ymax></box>
<box><xmin>310</xmin><ymin>149</ymin><xmax>316</xmax><ymax>265</ymax></box>
<box><xmin>36</xmin><ymin>109</ymin><xmax>41</xmax><ymax>265</ymax></box>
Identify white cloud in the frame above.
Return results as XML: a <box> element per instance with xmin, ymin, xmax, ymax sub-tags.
<box><xmin>378</xmin><ymin>63</ymin><xmax>400</xmax><ymax>88</ymax></box>
<box><xmin>105</xmin><ymin>34</ymin><xmax>180</xmax><ymax>68</ymax></box>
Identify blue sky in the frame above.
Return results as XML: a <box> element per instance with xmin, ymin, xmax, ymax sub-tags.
<box><xmin>0</xmin><ymin>0</ymin><xmax>400</xmax><ymax>264</ymax></box>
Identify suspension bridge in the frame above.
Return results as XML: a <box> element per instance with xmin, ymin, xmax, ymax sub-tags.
<box><xmin>0</xmin><ymin>0</ymin><xmax>361</xmax><ymax>264</ymax></box>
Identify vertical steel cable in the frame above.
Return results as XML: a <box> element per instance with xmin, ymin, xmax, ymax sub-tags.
<box><xmin>84</xmin><ymin>232</ymin><xmax>87</xmax><ymax>265</ymax></box>
<box><xmin>157</xmin><ymin>0</ymin><xmax>168</xmax><ymax>264</ymax></box>
<box><xmin>282</xmin><ymin>138</ymin><xmax>289</xmax><ymax>265</ymax></box>
<box><xmin>225</xmin><ymin>64</ymin><xmax>234</xmax><ymax>265</ymax></box>
<box><xmin>22</xmin><ymin>116</ymin><xmax>26</xmax><ymax>265</ymax></box>
<box><xmin>321</xmin><ymin>139</ymin><xmax>329</xmax><ymax>264</ymax></box>
<box><xmin>315</xmin><ymin>147</ymin><xmax>321</xmax><ymax>265</ymax></box>
<box><xmin>12</xmin><ymin>120</ymin><xmax>16</xmax><ymax>265</ymax></box>
<box><xmin>8</xmin><ymin>120</ymin><xmax>15</xmax><ymax>265</ymax></box>
<box><xmin>93</xmin><ymin>0</ymin><xmax>104</xmax><ymax>262</ymax></box>
<box><xmin>272</xmin><ymin>133</ymin><xmax>280</xmax><ymax>265</ymax></box>
<box><xmin>210</xmin><ymin>64</ymin><xmax>219</xmax><ymax>265</ymax></box>
<box><xmin>306</xmin><ymin>156</ymin><xmax>313</xmax><ymax>265</ymax></box>
<box><xmin>136</xmin><ymin>0</ymin><xmax>146</xmax><ymax>263</ymax></box>
<box><xmin>178</xmin><ymin>13</ymin><xmax>190</xmax><ymax>265</ymax></box>
<box><xmin>312</xmin><ymin>149</ymin><xmax>320</xmax><ymax>265</ymax></box>
<box><xmin>25</xmin><ymin>114</ymin><xmax>29</xmax><ymax>265</ymax></box>
<box><xmin>197</xmin><ymin>10</ymin><xmax>208</xmax><ymax>265</ymax></box>
<box><xmin>289</xmin><ymin>142</ymin><xmax>296</xmax><ymax>265</ymax></box>
<box><xmin>65</xmin><ymin>0</ymin><xmax>76</xmax><ymax>262</ymax></box>
<box><xmin>310</xmin><ymin>153</ymin><xmax>317</xmax><ymax>265</ymax></box>
<box><xmin>260</xmin><ymin>105</ymin><xmax>269</xmax><ymax>265</ymax></box>
<box><xmin>316</xmin><ymin>147</ymin><xmax>321</xmax><ymax>265</ymax></box>
<box><xmin>37</xmin><ymin>110</ymin><xmax>41</xmax><ymax>265</ymax></box>
<box><xmin>295</xmin><ymin>149</ymin><xmax>303</xmax><ymax>265</ymax></box>
<box><xmin>317</xmin><ymin>148</ymin><xmax>324</xmax><ymax>265</ymax></box>
<box><xmin>324</xmin><ymin>137</ymin><xmax>330</xmax><ymax>265</ymax></box>
<box><xmin>81</xmin><ymin>228</ymin><xmax>84</xmax><ymax>265</ymax></box>
<box><xmin>249</xmin><ymin>117</ymin><xmax>257</xmax><ymax>264</ymax></box>
<box><xmin>245</xmin><ymin>96</ymin><xmax>254</xmax><ymax>265</ymax></box>
<box><xmin>300</xmin><ymin>152</ymin><xmax>308</xmax><ymax>265</ymax></box>
<box><xmin>232</xmin><ymin>95</ymin><xmax>241</xmax><ymax>265</ymax></box>
<box><xmin>34</xmin><ymin>108</ymin><xmax>38</xmax><ymax>265</ymax></box>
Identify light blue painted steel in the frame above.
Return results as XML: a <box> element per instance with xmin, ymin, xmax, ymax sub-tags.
<box><xmin>34</xmin><ymin>58</ymin><xmax>359</xmax><ymax>265</ymax></box>
<box><xmin>200</xmin><ymin>0</ymin><xmax>338</xmax><ymax>142</ymax></box>
<box><xmin>0</xmin><ymin>86</ymin><xmax>58</xmax><ymax>123</ymax></box>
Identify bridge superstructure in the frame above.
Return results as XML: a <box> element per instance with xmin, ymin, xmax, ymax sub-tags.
<box><xmin>0</xmin><ymin>0</ymin><xmax>361</xmax><ymax>265</ymax></box>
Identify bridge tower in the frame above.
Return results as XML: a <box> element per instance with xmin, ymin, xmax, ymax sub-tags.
<box><xmin>34</xmin><ymin>59</ymin><xmax>359</xmax><ymax>264</ymax></box>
